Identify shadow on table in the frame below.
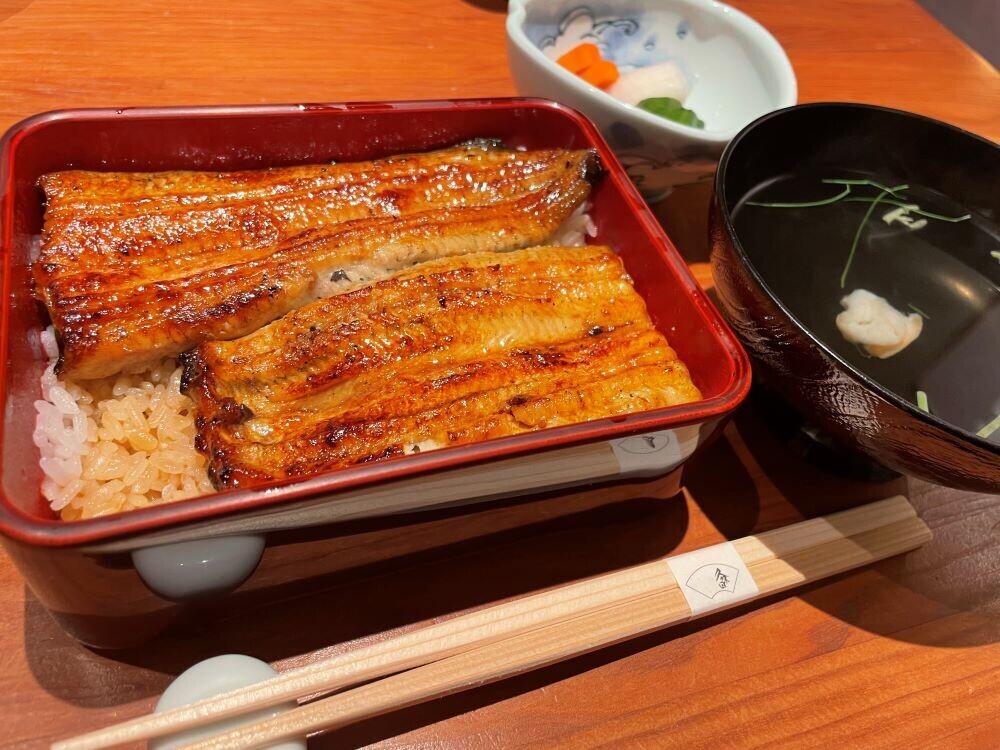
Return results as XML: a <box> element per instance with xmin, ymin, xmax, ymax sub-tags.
<box><xmin>460</xmin><ymin>0</ymin><xmax>507</xmax><ymax>13</ymax></box>
<box><xmin>306</xmin><ymin>573</ymin><xmax>885</xmax><ymax>750</ymax></box>
<box><xmin>697</xmin><ymin>392</ymin><xmax>1000</xmax><ymax>647</ymax></box>
<box><xmin>22</xmin><ymin>473</ymin><xmax>693</xmax><ymax>707</ymax></box>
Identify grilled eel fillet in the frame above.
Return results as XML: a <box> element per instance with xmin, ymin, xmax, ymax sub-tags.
<box><xmin>181</xmin><ymin>245</ymin><xmax>702</xmax><ymax>489</ymax></box>
<box><xmin>35</xmin><ymin>143</ymin><xmax>599</xmax><ymax>379</ymax></box>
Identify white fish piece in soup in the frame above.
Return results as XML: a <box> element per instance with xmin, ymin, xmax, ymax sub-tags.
<box><xmin>835</xmin><ymin>289</ymin><xmax>923</xmax><ymax>359</ymax></box>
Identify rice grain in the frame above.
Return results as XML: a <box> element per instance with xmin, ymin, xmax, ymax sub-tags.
<box><xmin>34</xmin><ymin>332</ymin><xmax>216</xmax><ymax>520</ymax></box>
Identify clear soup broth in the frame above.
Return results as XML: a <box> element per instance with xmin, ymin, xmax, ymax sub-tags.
<box><xmin>733</xmin><ymin>172</ymin><xmax>1000</xmax><ymax>445</ymax></box>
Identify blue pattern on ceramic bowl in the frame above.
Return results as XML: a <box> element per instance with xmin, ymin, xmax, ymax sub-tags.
<box><xmin>507</xmin><ymin>0</ymin><xmax>797</xmax><ymax>199</ymax></box>
<box><xmin>531</xmin><ymin>6</ymin><xmax>684</xmax><ymax>75</ymax></box>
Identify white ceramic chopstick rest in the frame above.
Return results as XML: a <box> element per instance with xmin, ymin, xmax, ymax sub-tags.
<box><xmin>133</xmin><ymin>536</ymin><xmax>266</xmax><ymax>601</ymax></box>
<box><xmin>151</xmin><ymin>655</ymin><xmax>305</xmax><ymax>750</ymax></box>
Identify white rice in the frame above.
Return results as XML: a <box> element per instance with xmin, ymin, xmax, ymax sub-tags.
<box><xmin>552</xmin><ymin>201</ymin><xmax>598</xmax><ymax>247</ymax></box>
<box><xmin>33</xmin><ymin>206</ymin><xmax>596</xmax><ymax>520</ymax></box>
<box><xmin>34</xmin><ymin>328</ymin><xmax>215</xmax><ymax>520</ymax></box>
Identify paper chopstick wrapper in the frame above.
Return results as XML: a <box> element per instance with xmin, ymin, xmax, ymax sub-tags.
<box><xmin>666</xmin><ymin>541</ymin><xmax>760</xmax><ymax>615</ymax></box>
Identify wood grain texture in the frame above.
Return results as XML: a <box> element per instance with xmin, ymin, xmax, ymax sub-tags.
<box><xmin>1</xmin><ymin>1</ymin><xmax>999</xmax><ymax>748</ymax></box>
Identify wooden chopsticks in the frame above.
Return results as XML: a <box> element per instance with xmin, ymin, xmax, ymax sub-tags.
<box><xmin>55</xmin><ymin>495</ymin><xmax>929</xmax><ymax>750</ymax></box>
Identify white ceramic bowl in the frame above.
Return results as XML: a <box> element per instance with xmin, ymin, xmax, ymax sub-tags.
<box><xmin>506</xmin><ymin>0</ymin><xmax>797</xmax><ymax>198</ymax></box>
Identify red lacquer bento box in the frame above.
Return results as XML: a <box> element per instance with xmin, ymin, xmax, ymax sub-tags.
<box><xmin>0</xmin><ymin>99</ymin><xmax>750</xmax><ymax>647</ymax></box>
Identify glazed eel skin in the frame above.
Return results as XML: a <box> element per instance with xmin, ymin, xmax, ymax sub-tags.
<box><xmin>181</xmin><ymin>245</ymin><xmax>702</xmax><ymax>489</ymax></box>
<box><xmin>34</xmin><ymin>143</ymin><xmax>599</xmax><ymax>378</ymax></box>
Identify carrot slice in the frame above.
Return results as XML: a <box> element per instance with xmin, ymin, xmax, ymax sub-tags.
<box><xmin>579</xmin><ymin>59</ymin><xmax>620</xmax><ymax>89</ymax></box>
<box><xmin>556</xmin><ymin>43</ymin><xmax>601</xmax><ymax>74</ymax></box>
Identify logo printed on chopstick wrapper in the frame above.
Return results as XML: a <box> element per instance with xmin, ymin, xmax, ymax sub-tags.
<box><xmin>684</xmin><ymin>564</ymin><xmax>740</xmax><ymax>599</ymax></box>
<box><xmin>666</xmin><ymin>542</ymin><xmax>759</xmax><ymax>615</ymax></box>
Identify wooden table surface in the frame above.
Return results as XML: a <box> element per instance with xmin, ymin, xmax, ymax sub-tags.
<box><xmin>1</xmin><ymin>1</ymin><xmax>999</xmax><ymax>748</ymax></box>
